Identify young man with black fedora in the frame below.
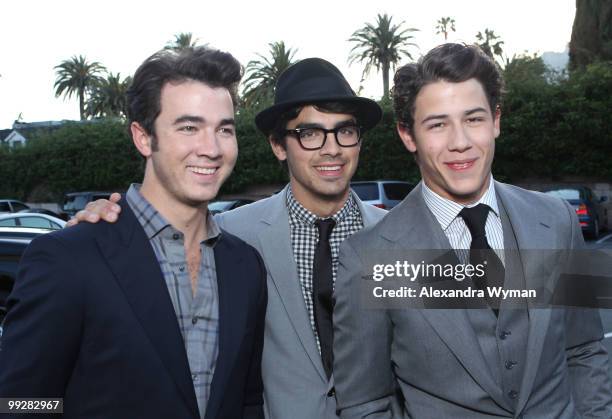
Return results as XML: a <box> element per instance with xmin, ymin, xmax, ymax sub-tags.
<box><xmin>69</xmin><ymin>58</ymin><xmax>396</xmax><ymax>418</ymax></box>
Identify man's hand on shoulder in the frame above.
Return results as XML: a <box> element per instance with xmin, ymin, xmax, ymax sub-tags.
<box><xmin>65</xmin><ymin>192</ymin><xmax>122</xmax><ymax>227</ymax></box>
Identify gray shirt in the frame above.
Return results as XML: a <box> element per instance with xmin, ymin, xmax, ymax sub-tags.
<box><xmin>126</xmin><ymin>184</ymin><xmax>219</xmax><ymax>419</ymax></box>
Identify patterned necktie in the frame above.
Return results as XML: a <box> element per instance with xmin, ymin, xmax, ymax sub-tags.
<box><xmin>313</xmin><ymin>218</ymin><xmax>335</xmax><ymax>379</ymax></box>
<box><xmin>459</xmin><ymin>204</ymin><xmax>505</xmax><ymax>315</ymax></box>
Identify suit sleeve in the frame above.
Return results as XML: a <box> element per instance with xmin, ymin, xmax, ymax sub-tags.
<box><xmin>0</xmin><ymin>234</ymin><xmax>84</xmax><ymax>413</ymax></box>
<box><xmin>333</xmin><ymin>239</ymin><xmax>397</xmax><ymax>419</ymax></box>
<box><xmin>562</xmin><ymin>200</ymin><xmax>612</xmax><ymax>417</ymax></box>
<box><xmin>242</xmin><ymin>248</ymin><xmax>267</xmax><ymax>419</ymax></box>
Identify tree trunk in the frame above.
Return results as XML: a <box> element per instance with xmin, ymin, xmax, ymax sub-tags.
<box><xmin>382</xmin><ymin>61</ymin><xmax>390</xmax><ymax>99</ymax></box>
<box><xmin>79</xmin><ymin>87</ymin><xmax>85</xmax><ymax>120</ymax></box>
<box><xmin>569</xmin><ymin>0</ymin><xmax>612</xmax><ymax>69</ymax></box>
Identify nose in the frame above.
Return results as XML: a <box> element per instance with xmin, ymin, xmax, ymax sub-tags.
<box><xmin>319</xmin><ymin>131</ymin><xmax>341</xmax><ymax>157</ymax></box>
<box><xmin>448</xmin><ymin>123</ymin><xmax>471</xmax><ymax>152</ymax></box>
<box><xmin>195</xmin><ymin>128</ymin><xmax>221</xmax><ymax>159</ymax></box>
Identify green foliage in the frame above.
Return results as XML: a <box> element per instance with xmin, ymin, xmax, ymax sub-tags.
<box><xmin>348</xmin><ymin>14</ymin><xmax>419</xmax><ymax>99</ymax></box>
<box><xmin>54</xmin><ymin>55</ymin><xmax>106</xmax><ymax>120</ymax></box>
<box><xmin>242</xmin><ymin>41</ymin><xmax>298</xmax><ymax>109</ymax></box>
<box><xmin>164</xmin><ymin>32</ymin><xmax>201</xmax><ymax>51</ymax></box>
<box><xmin>3</xmin><ymin>62</ymin><xmax>611</xmax><ymax>201</ymax></box>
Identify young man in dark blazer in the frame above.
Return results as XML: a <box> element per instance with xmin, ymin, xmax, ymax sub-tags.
<box><xmin>0</xmin><ymin>47</ymin><xmax>267</xmax><ymax>419</ymax></box>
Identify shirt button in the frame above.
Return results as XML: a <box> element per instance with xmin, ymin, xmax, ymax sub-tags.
<box><xmin>327</xmin><ymin>387</ymin><xmax>335</xmax><ymax>397</ymax></box>
<box><xmin>172</xmin><ymin>233</ymin><xmax>180</xmax><ymax>240</ymax></box>
<box><xmin>192</xmin><ymin>317</ymin><xmax>198</xmax><ymax>325</ymax></box>
<box><xmin>179</xmin><ymin>266</ymin><xmax>185</xmax><ymax>272</ymax></box>
<box><xmin>508</xmin><ymin>390</ymin><xmax>518</xmax><ymax>399</ymax></box>
<box><xmin>505</xmin><ymin>360</ymin><xmax>517</xmax><ymax>370</ymax></box>
<box><xmin>499</xmin><ymin>330</ymin><xmax>511</xmax><ymax>340</ymax></box>
<box><xmin>192</xmin><ymin>374</ymin><xmax>198</xmax><ymax>381</ymax></box>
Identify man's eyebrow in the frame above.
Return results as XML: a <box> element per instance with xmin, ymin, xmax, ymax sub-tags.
<box><xmin>294</xmin><ymin>118</ymin><xmax>356</xmax><ymax>129</ymax></box>
<box><xmin>420</xmin><ymin>114</ymin><xmax>448</xmax><ymax>125</ymax></box>
<box><xmin>173</xmin><ymin>115</ymin><xmax>205</xmax><ymax>125</ymax></box>
<box><xmin>220</xmin><ymin>118</ymin><xmax>235</xmax><ymax>126</ymax></box>
<box><xmin>465</xmin><ymin>107</ymin><xmax>488</xmax><ymax>116</ymax></box>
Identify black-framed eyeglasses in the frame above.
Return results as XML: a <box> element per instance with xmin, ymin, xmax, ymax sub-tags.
<box><xmin>284</xmin><ymin>125</ymin><xmax>362</xmax><ymax>150</ymax></box>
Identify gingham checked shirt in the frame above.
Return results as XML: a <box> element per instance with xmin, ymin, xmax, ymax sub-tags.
<box><xmin>286</xmin><ymin>186</ymin><xmax>363</xmax><ymax>352</ymax></box>
<box><xmin>126</xmin><ymin>184</ymin><xmax>219</xmax><ymax>419</ymax></box>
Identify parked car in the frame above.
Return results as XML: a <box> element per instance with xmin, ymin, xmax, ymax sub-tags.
<box><xmin>351</xmin><ymin>181</ymin><xmax>415</xmax><ymax>210</ymax></box>
<box><xmin>62</xmin><ymin>191</ymin><xmax>113</xmax><ymax>218</ymax></box>
<box><xmin>543</xmin><ymin>186</ymin><xmax>608</xmax><ymax>239</ymax></box>
<box><xmin>0</xmin><ymin>199</ymin><xmax>30</xmax><ymax>214</ymax></box>
<box><xmin>0</xmin><ymin>227</ymin><xmax>56</xmax><ymax>240</ymax></box>
<box><xmin>18</xmin><ymin>207</ymin><xmax>65</xmax><ymax>219</ymax></box>
<box><xmin>208</xmin><ymin>199</ymin><xmax>254</xmax><ymax>215</ymax></box>
<box><xmin>0</xmin><ymin>213</ymin><xmax>66</xmax><ymax>230</ymax></box>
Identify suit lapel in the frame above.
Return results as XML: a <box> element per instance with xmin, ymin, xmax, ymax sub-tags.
<box><xmin>495</xmin><ymin>182</ymin><xmax>555</xmax><ymax>414</ymax></box>
<box><xmin>382</xmin><ymin>185</ymin><xmax>508</xmax><ymax>408</ymax></box>
<box><xmin>205</xmin><ymin>237</ymin><xmax>248</xmax><ymax>419</ymax></box>
<box><xmin>96</xmin><ymin>202</ymin><xmax>198</xmax><ymax>418</ymax></box>
<box><xmin>258</xmin><ymin>188</ymin><xmax>327</xmax><ymax>382</ymax></box>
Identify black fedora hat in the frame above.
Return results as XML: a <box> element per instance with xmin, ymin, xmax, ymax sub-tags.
<box><xmin>255</xmin><ymin>58</ymin><xmax>382</xmax><ymax>135</ymax></box>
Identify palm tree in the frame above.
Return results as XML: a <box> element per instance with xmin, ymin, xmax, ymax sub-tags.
<box><xmin>242</xmin><ymin>41</ymin><xmax>298</xmax><ymax>108</ymax></box>
<box><xmin>348</xmin><ymin>13</ymin><xmax>419</xmax><ymax>99</ymax></box>
<box><xmin>54</xmin><ymin>55</ymin><xmax>106</xmax><ymax>120</ymax></box>
<box><xmin>85</xmin><ymin>72</ymin><xmax>132</xmax><ymax>119</ymax></box>
<box><xmin>476</xmin><ymin>29</ymin><xmax>505</xmax><ymax>64</ymax></box>
<box><xmin>436</xmin><ymin>17</ymin><xmax>456</xmax><ymax>41</ymax></box>
<box><xmin>164</xmin><ymin>32</ymin><xmax>200</xmax><ymax>51</ymax></box>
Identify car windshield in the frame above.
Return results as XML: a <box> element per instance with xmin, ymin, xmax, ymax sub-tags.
<box><xmin>351</xmin><ymin>183</ymin><xmax>379</xmax><ymax>200</ymax></box>
<box><xmin>544</xmin><ymin>189</ymin><xmax>582</xmax><ymax>200</ymax></box>
<box><xmin>63</xmin><ymin>195</ymin><xmax>89</xmax><ymax>211</ymax></box>
<box><xmin>383</xmin><ymin>183</ymin><xmax>413</xmax><ymax>200</ymax></box>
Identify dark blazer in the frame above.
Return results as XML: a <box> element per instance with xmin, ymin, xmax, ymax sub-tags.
<box><xmin>0</xmin><ymin>201</ymin><xmax>267</xmax><ymax>419</ymax></box>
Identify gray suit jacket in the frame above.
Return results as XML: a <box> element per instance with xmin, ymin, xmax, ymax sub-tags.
<box><xmin>217</xmin><ymin>184</ymin><xmax>386</xmax><ymax>419</ymax></box>
<box><xmin>333</xmin><ymin>181</ymin><xmax>612</xmax><ymax>419</ymax></box>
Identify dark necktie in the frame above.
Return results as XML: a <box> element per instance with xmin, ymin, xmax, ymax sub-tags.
<box><xmin>313</xmin><ymin>218</ymin><xmax>336</xmax><ymax>379</ymax></box>
<box><xmin>459</xmin><ymin>204</ymin><xmax>505</xmax><ymax>315</ymax></box>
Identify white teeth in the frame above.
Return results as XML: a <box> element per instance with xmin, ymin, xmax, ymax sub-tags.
<box><xmin>188</xmin><ymin>166</ymin><xmax>216</xmax><ymax>175</ymax></box>
<box><xmin>317</xmin><ymin>166</ymin><xmax>341</xmax><ymax>171</ymax></box>
<box><xmin>450</xmin><ymin>163</ymin><xmax>470</xmax><ymax>169</ymax></box>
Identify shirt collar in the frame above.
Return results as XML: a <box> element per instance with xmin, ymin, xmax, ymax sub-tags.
<box><xmin>421</xmin><ymin>175</ymin><xmax>500</xmax><ymax>231</ymax></box>
<box><xmin>285</xmin><ymin>184</ymin><xmax>358</xmax><ymax>226</ymax></box>
<box><xmin>126</xmin><ymin>183</ymin><xmax>221</xmax><ymax>245</ymax></box>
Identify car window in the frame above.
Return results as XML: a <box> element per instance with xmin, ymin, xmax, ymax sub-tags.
<box><xmin>92</xmin><ymin>194</ymin><xmax>111</xmax><ymax>201</ymax></box>
<box><xmin>544</xmin><ymin>189</ymin><xmax>581</xmax><ymax>200</ymax></box>
<box><xmin>11</xmin><ymin>202</ymin><xmax>29</xmax><ymax>212</ymax></box>
<box><xmin>0</xmin><ymin>203</ymin><xmax>10</xmax><ymax>212</ymax></box>
<box><xmin>383</xmin><ymin>183</ymin><xmax>413</xmax><ymax>200</ymax></box>
<box><xmin>19</xmin><ymin>217</ymin><xmax>53</xmax><ymax>229</ymax></box>
<box><xmin>63</xmin><ymin>195</ymin><xmax>89</xmax><ymax>212</ymax></box>
<box><xmin>0</xmin><ymin>218</ymin><xmax>18</xmax><ymax>227</ymax></box>
<box><xmin>351</xmin><ymin>183</ymin><xmax>379</xmax><ymax>200</ymax></box>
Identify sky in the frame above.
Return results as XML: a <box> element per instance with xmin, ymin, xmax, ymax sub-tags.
<box><xmin>0</xmin><ymin>0</ymin><xmax>575</xmax><ymax>129</ymax></box>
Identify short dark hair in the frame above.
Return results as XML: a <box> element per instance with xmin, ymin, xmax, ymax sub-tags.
<box><xmin>127</xmin><ymin>46</ymin><xmax>243</xmax><ymax>139</ymax></box>
<box><xmin>392</xmin><ymin>43</ymin><xmax>504</xmax><ymax>133</ymax></box>
<box><xmin>269</xmin><ymin>101</ymin><xmax>360</xmax><ymax>148</ymax></box>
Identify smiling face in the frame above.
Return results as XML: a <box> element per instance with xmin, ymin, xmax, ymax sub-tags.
<box><xmin>270</xmin><ymin>105</ymin><xmax>361</xmax><ymax>215</ymax></box>
<box><xmin>397</xmin><ymin>78</ymin><xmax>500</xmax><ymax>204</ymax></box>
<box><xmin>132</xmin><ymin>79</ymin><xmax>238</xmax><ymax>212</ymax></box>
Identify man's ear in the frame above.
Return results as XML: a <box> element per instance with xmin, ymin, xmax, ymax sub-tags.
<box><xmin>397</xmin><ymin>122</ymin><xmax>417</xmax><ymax>153</ymax></box>
<box><xmin>269</xmin><ymin>136</ymin><xmax>287</xmax><ymax>162</ymax></box>
<box><xmin>131</xmin><ymin>122</ymin><xmax>153</xmax><ymax>157</ymax></box>
<box><xmin>494</xmin><ymin>106</ymin><xmax>501</xmax><ymax>138</ymax></box>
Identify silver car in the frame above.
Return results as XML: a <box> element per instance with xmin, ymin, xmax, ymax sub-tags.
<box><xmin>351</xmin><ymin>181</ymin><xmax>414</xmax><ymax>210</ymax></box>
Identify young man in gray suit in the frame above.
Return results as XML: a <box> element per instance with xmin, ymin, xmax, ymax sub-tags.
<box><xmin>70</xmin><ymin>58</ymin><xmax>389</xmax><ymax>418</ymax></box>
<box><xmin>333</xmin><ymin>43</ymin><xmax>612</xmax><ymax>418</ymax></box>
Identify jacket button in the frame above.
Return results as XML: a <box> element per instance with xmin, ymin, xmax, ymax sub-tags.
<box><xmin>327</xmin><ymin>388</ymin><xmax>335</xmax><ymax>397</ymax></box>
<box><xmin>508</xmin><ymin>390</ymin><xmax>518</xmax><ymax>399</ymax></box>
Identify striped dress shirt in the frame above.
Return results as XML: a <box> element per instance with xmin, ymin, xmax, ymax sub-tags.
<box><xmin>421</xmin><ymin>176</ymin><xmax>505</xmax><ymax>264</ymax></box>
